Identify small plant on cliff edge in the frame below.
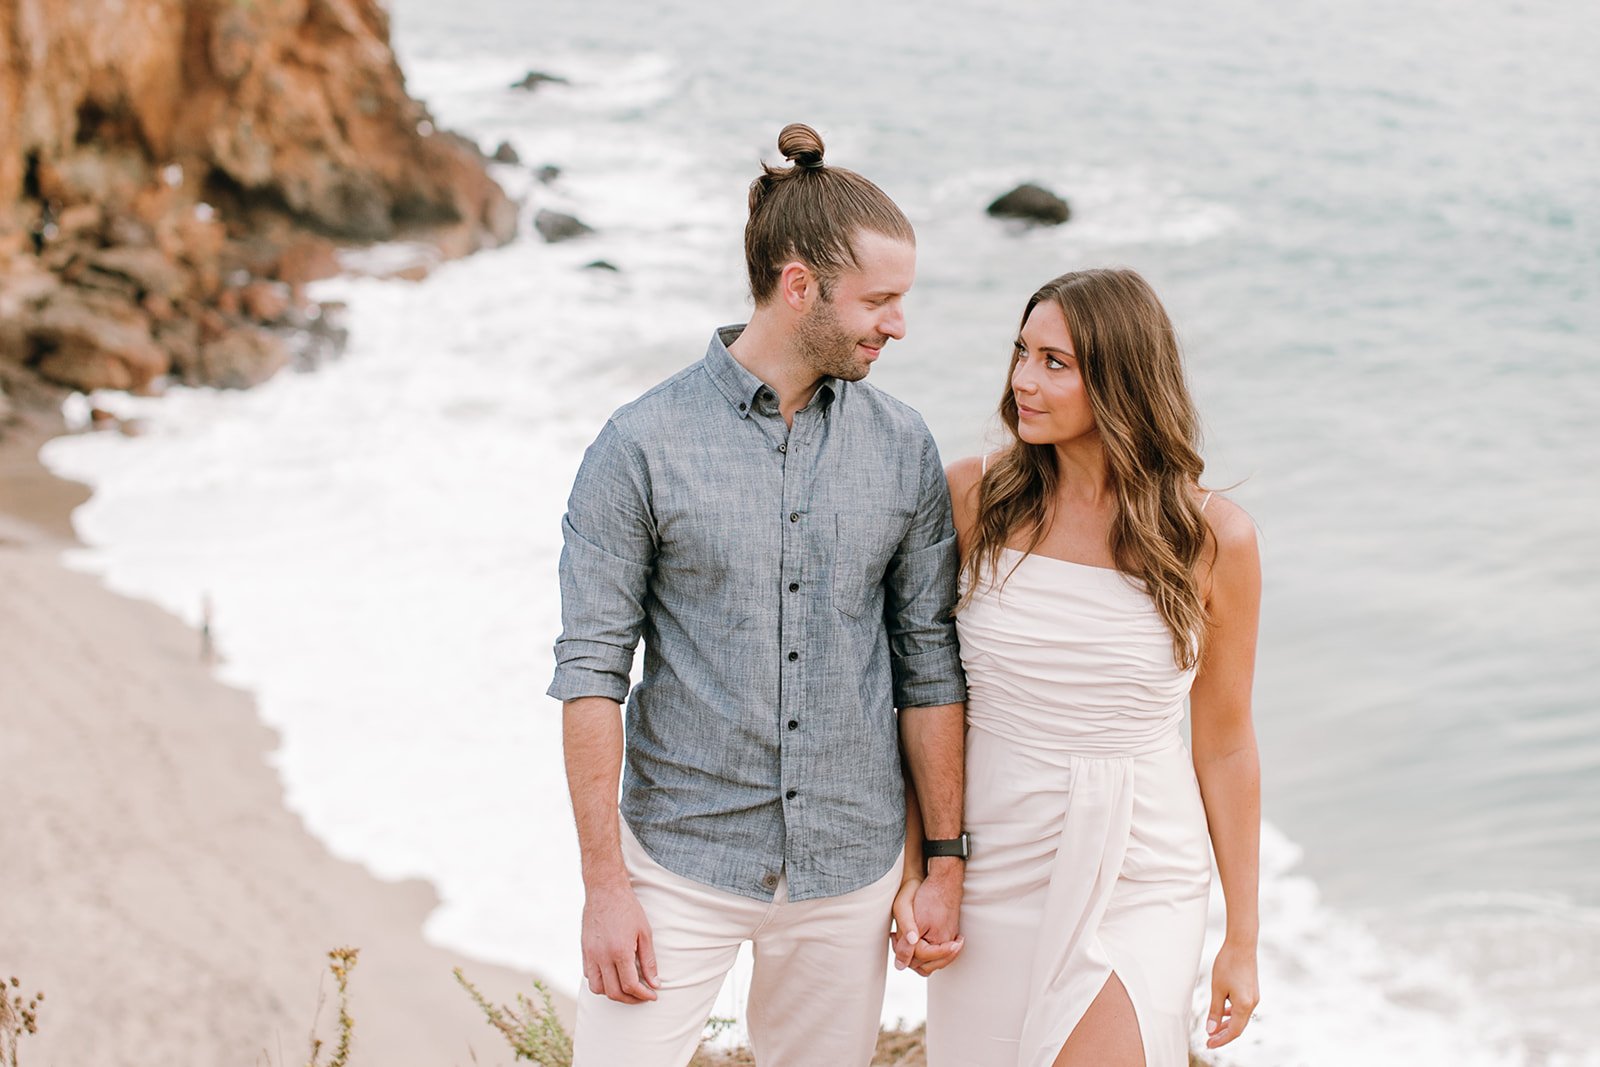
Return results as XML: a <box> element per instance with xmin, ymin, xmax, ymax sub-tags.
<box><xmin>0</xmin><ymin>977</ymin><xmax>44</xmax><ymax>1067</ymax></box>
<box><xmin>454</xmin><ymin>969</ymin><xmax>573</xmax><ymax>1066</ymax></box>
<box><xmin>305</xmin><ymin>947</ymin><xmax>359</xmax><ymax>1067</ymax></box>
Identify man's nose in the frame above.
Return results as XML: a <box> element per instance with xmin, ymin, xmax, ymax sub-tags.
<box><xmin>880</xmin><ymin>303</ymin><xmax>906</xmax><ymax>341</ymax></box>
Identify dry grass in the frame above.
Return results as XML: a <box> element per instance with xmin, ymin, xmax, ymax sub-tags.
<box><xmin>0</xmin><ymin>956</ymin><xmax>1213</xmax><ymax>1067</ymax></box>
<box><xmin>454</xmin><ymin>969</ymin><xmax>573</xmax><ymax>1066</ymax></box>
<box><xmin>0</xmin><ymin>978</ymin><xmax>43</xmax><ymax>1067</ymax></box>
<box><xmin>304</xmin><ymin>947</ymin><xmax>359</xmax><ymax>1067</ymax></box>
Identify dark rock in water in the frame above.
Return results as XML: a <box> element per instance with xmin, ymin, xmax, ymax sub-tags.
<box><xmin>535</xmin><ymin>209</ymin><xmax>594</xmax><ymax>243</ymax></box>
<box><xmin>583</xmin><ymin>260</ymin><xmax>619</xmax><ymax>272</ymax></box>
<box><xmin>190</xmin><ymin>327</ymin><xmax>290</xmax><ymax>390</ymax></box>
<box><xmin>492</xmin><ymin>141</ymin><xmax>521</xmax><ymax>165</ymax></box>
<box><xmin>986</xmin><ymin>183</ymin><xmax>1072</xmax><ymax>226</ymax></box>
<box><xmin>512</xmin><ymin>70</ymin><xmax>569</xmax><ymax>91</ymax></box>
<box><xmin>535</xmin><ymin>164</ymin><xmax>561</xmax><ymax>184</ymax></box>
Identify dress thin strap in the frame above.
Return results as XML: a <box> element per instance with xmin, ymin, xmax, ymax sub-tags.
<box><xmin>1200</xmin><ymin>491</ymin><xmax>1214</xmax><ymax>512</ymax></box>
<box><xmin>982</xmin><ymin>452</ymin><xmax>990</xmax><ymax>475</ymax></box>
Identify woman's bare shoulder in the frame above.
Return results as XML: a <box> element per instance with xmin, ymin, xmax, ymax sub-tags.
<box><xmin>1202</xmin><ymin>494</ymin><xmax>1257</xmax><ymax>552</ymax></box>
<box><xmin>946</xmin><ymin>454</ymin><xmax>990</xmax><ymax>539</ymax></box>
<box><xmin>946</xmin><ymin>453</ymin><xmax>987</xmax><ymax>496</ymax></box>
<box><xmin>1200</xmin><ymin>494</ymin><xmax>1261</xmax><ymax>600</ymax></box>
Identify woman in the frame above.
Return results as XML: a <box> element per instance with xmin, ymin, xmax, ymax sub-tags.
<box><xmin>906</xmin><ymin>269</ymin><xmax>1261</xmax><ymax>1066</ymax></box>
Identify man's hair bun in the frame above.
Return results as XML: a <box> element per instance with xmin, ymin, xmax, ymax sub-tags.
<box><xmin>778</xmin><ymin>123</ymin><xmax>825</xmax><ymax>170</ymax></box>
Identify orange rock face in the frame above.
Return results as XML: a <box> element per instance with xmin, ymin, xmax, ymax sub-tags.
<box><xmin>0</xmin><ymin>0</ymin><xmax>517</xmax><ymax>396</ymax></box>
<box><xmin>1</xmin><ymin>0</ymin><xmax>513</xmax><ymax>246</ymax></box>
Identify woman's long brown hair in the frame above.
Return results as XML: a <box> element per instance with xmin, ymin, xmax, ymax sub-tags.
<box><xmin>962</xmin><ymin>269</ymin><xmax>1211</xmax><ymax>669</ymax></box>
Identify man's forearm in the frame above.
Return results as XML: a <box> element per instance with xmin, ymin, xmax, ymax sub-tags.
<box><xmin>899</xmin><ymin>702</ymin><xmax>965</xmax><ymax>840</ymax></box>
<box><xmin>563</xmin><ymin>696</ymin><xmax>629</xmax><ymax>890</ymax></box>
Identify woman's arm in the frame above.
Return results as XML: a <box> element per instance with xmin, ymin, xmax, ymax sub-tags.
<box><xmin>1189</xmin><ymin>496</ymin><xmax>1262</xmax><ymax>1049</ymax></box>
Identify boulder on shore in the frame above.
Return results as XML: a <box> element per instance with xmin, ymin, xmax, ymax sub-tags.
<box><xmin>492</xmin><ymin>142</ymin><xmax>521</xmax><ymax>165</ymax></box>
<box><xmin>187</xmin><ymin>328</ymin><xmax>291</xmax><ymax>390</ymax></box>
<box><xmin>25</xmin><ymin>290</ymin><xmax>170</xmax><ymax>392</ymax></box>
<box><xmin>986</xmin><ymin>183</ymin><xmax>1072</xmax><ymax>226</ymax></box>
<box><xmin>535</xmin><ymin>210</ymin><xmax>594</xmax><ymax>243</ymax></box>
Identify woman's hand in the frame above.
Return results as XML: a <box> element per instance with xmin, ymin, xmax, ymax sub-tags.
<box><xmin>1205</xmin><ymin>938</ymin><xmax>1259</xmax><ymax>1048</ymax></box>
<box><xmin>890</xmin><ymin>875</ymin><xmax>922</xmax><ymax>970</ymax></box>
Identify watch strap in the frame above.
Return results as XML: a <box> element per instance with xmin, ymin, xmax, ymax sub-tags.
<box><xmin>922</xmin><ymin>832</ymin><xmax>971</xmax><ymax>860</ymax></box>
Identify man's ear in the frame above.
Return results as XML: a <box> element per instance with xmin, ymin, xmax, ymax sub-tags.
<box><xmin>777</xmin><ymin>260</ymin><xmax>817</xmax><ymax>312</ymax></box>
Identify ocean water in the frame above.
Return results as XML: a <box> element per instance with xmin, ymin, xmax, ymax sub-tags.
<box><xmin>38</xmin><ymin>0</ymin><xmax>1600</xmax><ymax>1062</ymax></box>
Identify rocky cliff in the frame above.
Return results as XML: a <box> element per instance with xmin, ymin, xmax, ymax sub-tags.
<box><xmin>0</xmin><ymin>0</ymin><xmax>516</xmax><ymax>403</ymax></box>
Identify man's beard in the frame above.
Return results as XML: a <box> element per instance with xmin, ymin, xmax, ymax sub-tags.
<box><xmin>795</xmin><ymin>294</ymin><xmax>883</xmax><ymax>383</ymax></box>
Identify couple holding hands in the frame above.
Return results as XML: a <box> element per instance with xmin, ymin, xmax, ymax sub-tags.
<box><xmin>549</xmin><ymin>123</ymin><xmax>1261</xmax><ymax>1067</ymax></box>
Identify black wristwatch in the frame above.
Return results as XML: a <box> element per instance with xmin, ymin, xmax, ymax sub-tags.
<box><xmin>923</xmin><ymin>832</ymin><xmax>971</xmax><ymax>862</ymax></box>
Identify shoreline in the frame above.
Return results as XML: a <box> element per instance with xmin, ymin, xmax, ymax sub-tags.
<box><xmin>0</xmin><ymin>413</ymin><xmax>570</xmax><ymax>1066</ymax></box>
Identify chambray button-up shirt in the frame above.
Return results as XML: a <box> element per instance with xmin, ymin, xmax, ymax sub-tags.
<box><xmin>548</xmin><ymin>326</ymin><xmax>966</xmax><ymax>902</ymax></box>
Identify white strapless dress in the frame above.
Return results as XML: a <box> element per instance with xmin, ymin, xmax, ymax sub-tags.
<box><xmin>926</xmin><ymin>548</ymin><xmax>1211</xmax><ymax>1067</ymax></box>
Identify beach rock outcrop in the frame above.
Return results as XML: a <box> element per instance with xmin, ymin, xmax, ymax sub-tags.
<box><xmin>0</xmin><ymin>0</ymin><xmax>520</xmax><ymax>420</ymax></box>
<box><xmin>535</xmin><ymin>209</ymin><xmax>594</xmax><ymax>243</ymax></box>
<box><xmin>987</xmin><ymin>183</ymin><xmax>1072</xmax><ymax>226</ymax></box>
<box><xmin>492</xmin><ymin>142</ymin><xmax>521</xmax><ymax>165</ymax></box>
<box><xmin>1</xmin><ymin>0</ymin><xmax>516</xmax><ymax>251</ymax></box>
<box><xmin>25</xmin><ymin>290</ymin><xmax>169</xmax><ymax>392</ymax></box>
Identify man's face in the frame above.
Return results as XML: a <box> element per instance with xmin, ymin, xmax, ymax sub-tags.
<box><xmin>795</xmin><ymin>230</ymin><xmax>915</xmax><ymax>382</ymax></box>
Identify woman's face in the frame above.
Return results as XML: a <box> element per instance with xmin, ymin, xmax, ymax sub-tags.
<box><xmin>1011</xmin><ymin>299</ymin><xmax>1096</xmax><ymax>446</ymax></box>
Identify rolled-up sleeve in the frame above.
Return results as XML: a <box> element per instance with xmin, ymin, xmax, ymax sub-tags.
<box><xmin>547</xmin><ymin>420</ymin><xmax>656</xmax><ymax>704</ymax></box>
<box><xmin>884</xmin><ymin>426</ymin><xmax>967</xmax><ymax>709</ymax></box>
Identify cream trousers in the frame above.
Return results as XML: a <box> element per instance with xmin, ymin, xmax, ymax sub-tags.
<box><xmin>573</xmin><ymin>821</ymin><xmax>901</xmax><ymax>1067</ymax></box>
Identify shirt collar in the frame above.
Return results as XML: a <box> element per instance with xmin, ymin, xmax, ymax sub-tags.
<box><xmin>703</xmin><ymin>324</ymin><xmax>840</xmax><ymax>420</ymax></box>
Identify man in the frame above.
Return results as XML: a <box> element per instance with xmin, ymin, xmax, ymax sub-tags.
<box><xmin>548</xmin><ymin>123</ymin><xmax>967</xmax><ymax>1066</ymax></box>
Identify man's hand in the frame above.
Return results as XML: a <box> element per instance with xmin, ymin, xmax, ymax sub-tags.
<box><xmin>581</xmin><ymin>881</ymin><xmax>660</xmax><ymax>1003</ymax></box>
<box><xmin>906</xmin><ymin>858</ymin><xmax>965</xmax><ymax>976</ymax></box>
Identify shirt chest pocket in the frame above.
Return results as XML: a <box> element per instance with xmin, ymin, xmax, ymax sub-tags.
<box><xmin>832</xmin><ymin>509</ymin><xmax>913</xmax><ymax>619</ymax></box>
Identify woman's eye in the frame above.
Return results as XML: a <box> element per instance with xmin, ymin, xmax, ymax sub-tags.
<box><xmin>1045</xmin><ymin>355</ymin><xmax>1065</xmax><ymax>369</ymax></box>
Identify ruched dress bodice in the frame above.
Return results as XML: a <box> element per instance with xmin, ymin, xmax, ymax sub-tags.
<box><xmin>959</xmin><ymin>548</ymin><xmax>1195</xmax><ymax>758</ymax></box>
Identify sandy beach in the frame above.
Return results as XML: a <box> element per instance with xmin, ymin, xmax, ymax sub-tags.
<box><xmin>0</xmin><ymin>415</ymin><xmax>567</xmax><ymax>1067</ymax></box>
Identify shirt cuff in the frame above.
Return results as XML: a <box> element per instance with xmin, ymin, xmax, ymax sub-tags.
<box><xmin>547</xmin><ymin>662</ymin><xmax>632</xmax><ymax>704</ymax></box>
<box><xmin>892</xmin><ymin>645</ymin><xmax>967</xmax><ymax>709</ymax></box>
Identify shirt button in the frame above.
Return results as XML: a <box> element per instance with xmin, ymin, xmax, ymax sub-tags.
<box><xmin>787</xmin><ymin>720</ymin><xmax>799</xmax><ymax>730</ymax></box>
<box><xmin>738</xmin><ymin>402</ymin><xmax>747</xmax><ymax>411</ymax></box>
<box><xmin>789</xmin><ymin>512</ymin><xmax>799</xmax><ymax>522</ymax></box>
<box><xmin>788</xmin><ymin>582</ymin><xmax>799</xmax><ymax>592</ymax></box>
<box><xmin>785</xmin><ymin>789</ymin><xmax>797</xmax><ymax>800</ymax></box>
<box><xmin>761</xmin><ymin>872</ymin><xmax>779</xmax><ymax>890</ymax></box>
<box><xmin>787</xmin><ymin>651</ymin><xmax>798</xmax><ymax>662</ymax></box>
<box><xmin>777</xmin><ymin>443</ymin><xmax>786</xmax><ymax>453</ymax></box>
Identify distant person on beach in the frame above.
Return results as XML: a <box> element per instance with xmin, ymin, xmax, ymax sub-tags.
<box><xmin>549</xmin><ymin>123</ymin><xmax>969</xmax><ymax>1066</ymax></box>
<box><xmin>923</xmin><ymin>269</ymin><xmax>1261</xmax><ymax>1066</ymax></box>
